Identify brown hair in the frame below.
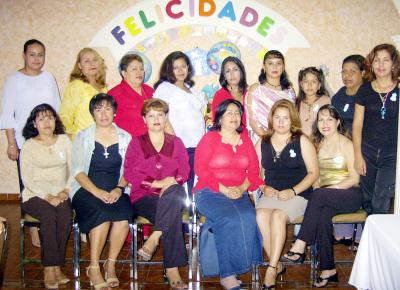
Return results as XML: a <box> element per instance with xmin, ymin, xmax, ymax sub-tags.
<box><xmin>364</xmin><ymin>43</ymin><xmax>400</xmax><ymax>81</ymax></box>
<box><xmin>262</xmin><ymin>99</ymin><xmax>303</xmax><ymax>143</ymax></box>
<box><xmin>69</xmin><ymin>47</ymin><xmax>107</xmax><ymax>87</ymax></box>
<box><xmin>141</xmin><ymin>98</ymin><xmax>169</xmax><ymax>116</ymax></box>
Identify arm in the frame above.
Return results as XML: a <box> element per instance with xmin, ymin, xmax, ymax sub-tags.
<box><xmin>56</xmin><ymin>136</ymin><xmax>73</xmax><ymax>202</ymax></box>
<box><xmin>246</xmin><ymin>84</ymin><xmax>268</xmax><ymax>137</ymax></box>
<box><xmin>5</xmin><ymin>129</ymin><xmax>18</xmax><ymax>160</ymax></box>
<box><xmin>352</xmin><ymin>104</ymin><xmax>366</xmax><ymax>175</ymax></box>
<box><xmin>75</xmin><ymin>172</ymin><xmax>110</xmax><ymax>203</ymax></box>
<box><xmin>278</xmin><ymin>136</ymin><xmax>319</xmax><ymax>200</ymax></box>
<box><xmin>255</xmin><ymin>139</ymin><xmax>278</xmax><ymax>197</ymax></box>
<box><xmin>165</xmin><ymin>119</ymin><xmax>175</xmax><ymax>135</ymax></box>
<box><xmin>59</xmin><ymin>81</ymin><xmax>80</xmax><ymax>136</ymax></box>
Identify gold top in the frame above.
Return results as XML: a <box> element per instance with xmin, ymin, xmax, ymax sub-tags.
<box><xmin>319</xmin><ymin>155</ymin><xmax>349</xmax><ymax>187</ymax></box>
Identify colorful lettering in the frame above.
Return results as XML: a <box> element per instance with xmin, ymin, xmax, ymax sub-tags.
<box><xmin>166</xmin><ymin>0</ymin><xmax>184</xmax><ymax>19</ymax></box>
<box><xmin>218</xmin><ymin>1</ymin><xmax>236</xmax><ymax>21</ymax></box>
<box><xmin>189</xmin><ymin>0</ymin><xmax>195</xmax><ymax>17</ymax></box>
<box><xmin>257</xmin><ymin>16</ymin><xmax>275</xmax><ymax>36</ymax></box>
<box><xmin>111</xmin><ymin>26</ymin><xmax>125</xmax><ymax>45</ymax></box>
<box><xmin>139</xmin><ymin>11</ymin><xmax>156</xmax><ymax>29</ymax></box>
<box><xmin>239</xmin><ymin>6</ymin><xmax>258</xmax><ymax>27</ymax></box>
<box><xmin>155</xmin><ymin>4</ymin><xmax>164</xmax><ymax>23</ymax></box>
<box><xmin>199</xmin><ymin>0</ymin><xmax>216</xmax><ymax>16</ymax></box>
<box><xmin>124</xmin><ymin>16</ymin><xmax>142</xmax><ymax>36</ymax></box>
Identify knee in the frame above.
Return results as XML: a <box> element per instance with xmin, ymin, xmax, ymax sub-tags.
<box><xmin>256</xmin><ymin>209</ymin><xmax>270</xmax><ymax>225</ymax></box>
<box><xmin>271</xmin><ymin>209</ymin><xmax>288</xmax><ymax>224</ymax></box>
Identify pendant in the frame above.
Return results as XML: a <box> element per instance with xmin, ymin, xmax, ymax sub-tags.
<box><xmin>103</xmin><ymin>147</ymin><xmax>109</xmax><ymax>159</ymax></box>
<box><xmin>381</xmin><ymin>106</ymin><xmax>386</xmax><ymax>120</ymax></box>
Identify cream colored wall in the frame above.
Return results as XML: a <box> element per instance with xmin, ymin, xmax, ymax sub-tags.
<box><xmin>1</xmin><ymin>0</ymin><xmax>399</xmax><ymax>193</ymax></box>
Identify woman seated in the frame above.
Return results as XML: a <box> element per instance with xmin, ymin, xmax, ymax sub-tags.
<box><xmin>284</xmin><ymin>104</ymin><xmax>361</xmax><ymax>287</ymax></box>
<box><xmin>194</xmin><ymin>99</ymin><xmax>263</xmax><ymax>290</ymax></box>
<box><xmin>124</xmin><ymin>98</ymin><xmax>190</xmax><ymax>290</ymax></box>
<box><xmin>71</xmin><ymin>93</ymin><xmax>132</xmax><ymax>290</ymax></box>
<box><xmin>20</xmin><ymin>104</ymin><xmax>72</xmax><ymax>289</ymax></box>
<box><xmin>255</xmin><ymin>99</ymin><xmax>319</xmax><ymax>289</ymax></box>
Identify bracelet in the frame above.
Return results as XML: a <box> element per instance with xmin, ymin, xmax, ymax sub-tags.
<box><xmin>116</xmin><ymin>186</ymin><xmax>125</xmax><ymax>193</ymax></box>
<box><xmin>291</xmin><ymin>187</ymin><xmax>297</xmax><ymax>196</ymax></box>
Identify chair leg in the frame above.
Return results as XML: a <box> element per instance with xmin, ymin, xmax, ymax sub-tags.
<box><xmin>310</xmin><ymin>244</ymin><xmax>318</xmax><ymax>283</ymax></box>
<box><xmin>188</xmin><ymin>221</ymin><xmax>193</xmax><ymax>281</ymax></box>
<box><xmin>20</xmin><ymin>220</ymin><xmax>25</xmax><ymax>287</ymax></box>
<box><xmin>73</xmin><ymin>223</ymin><xmax>81</xmax><ymax>280</ymax></box>
<box><xmin>129</xmin><ymin>223</ymin><xmax>134</xmax><ymax>280</ymax></box>
<box><xmin>196</xmin><ymin>222</ymin><xmax>201</xmax><ymax>282</ymax></box>
<box><xmin>133</xmin><ymin>222</ymin><xmax>138</xmax><ymax>281</ymax></box>
<box><xmin>351</xmin><ymin>223</ymin><xmax>358</xmax><ymax>252</ymax></box>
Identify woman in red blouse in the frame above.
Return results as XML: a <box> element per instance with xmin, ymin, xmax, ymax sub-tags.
<box><xmin>194</xmin><ymin>99</ymin><xmax>263</xmax><ymax>290</ymax></box>
<box><xmin>124</xmin><ymin>99</ymin><xmax>190</xmax><ymax>290</ymax></box>
<box><xmin>108</xmin><ymin>54</ymin><xmax>154</xmax><ymax>137</ymax></box>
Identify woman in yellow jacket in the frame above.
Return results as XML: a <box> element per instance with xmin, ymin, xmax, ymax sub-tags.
<box><xmin>60</xmin><ymin>48</ymin><xmax>107</xmax><ymax>140</ymax></box>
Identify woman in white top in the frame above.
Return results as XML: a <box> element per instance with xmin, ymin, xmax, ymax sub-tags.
<box><xmin>0</xmin><ymin>39</ymin><xmax>61</xmax><ymax>247</ymax></box>
<box><xmin>153</xmin><ymin>51</ymin><xmax>207</xmax><ymax>195</ymax></box>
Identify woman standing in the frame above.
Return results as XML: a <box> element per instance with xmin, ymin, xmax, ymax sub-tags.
<box><xmin>212</xmin><ymin>56</ymin><xmax>248</xmax><ymax>127</ymax></box>
<box><xmin>108</xmin><ymin>53</ymin><xmax>154</xmax><ymax>137</ymax></box>
<box><xmin>255</xmin><ymin>99</ymin><xmax>318</xmax><ymax>289</ymax></box>
<box><xmin>194</xmin><ymin>99</ymin><xmax>263</xmax><ymax>290</ymax></box>
<box><xmin>124</xmin><ymin>99</ymin><xmax>190</xmax><ymax>290</ymax></box>
<box><xmin>353</xmin><ymin>44</ymin><xmax>400</xmax><ymax>215</ymax></box>
<box><xmin>246</xmin><ymin>50</ymin><xmax>296</xmax><ymax>140</ymax></box>
<box><xmin>71</xmin><ymin>94</ymin><xmax>132</xmax><ymax>289</ymax></box>
<box><xmin>332</xmin><ymin>55</ymin><xmax>365</xmax><ymax>134</ymax></box>
<box><xmin>0</xmin><ymin>39</ymin><xmax>61</xmax><ymax>247</ymax></box>
<box><xmin>20</xmin><ymin>104</ymin><xmax>72</xmax><ymax>289</ymax></box>
<box><xmin>284</xmin><ymin>104</ymin><xmax>361</xmax><ymax>287</ymax></box>
<box><xmin>153</xmin><ymin>51</ymin><xmax>207</xmax><ymax>195</ymax></box>
<box><xmin>296</xmin><ymin>67</ymin><xmax>331</xmax><ymax>137</ymax></box>
<box><xmin>60</xmin><ymin>48</ymin><xmax>107</xmax><ymax>140</ymax></box>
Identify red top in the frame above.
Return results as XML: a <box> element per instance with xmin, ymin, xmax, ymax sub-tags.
<box><xmin>124</xmin><ymin>133</ymin><xmax>190</xmax><ymax>204</ymax></box>
<box><xmin>194</xmin><ymin>131</ymin><xmax>263</xmax><ymax>193</ymax></box>
<box><xmin>108</xmin><ymin>80</ymin><xmax>154</xmax><ymax>137</ymax></box>
<box><xmin>212</xmin><ymin>88</ymin><xmax>247</xmax><ymax>126</ymax></box>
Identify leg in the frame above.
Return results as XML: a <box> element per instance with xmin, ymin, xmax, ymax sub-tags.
<box><xmin>87</xmin><ymin>222</ymin><xmax>110</xmax><ymax>288</ymax></box>
<box><xmin>256</xmin><ymin>208</ymin><xmax>273</xmax><ymax>259</ymax></box>
<box><xmin>360</xmin><ymin>143</ymin><xmax>378</xmax><ymax>215</ymax></box>
<box><xmin>105</xmin><ymin>220</ymin><xmax>129</xmax><ymax>287</ymax></box>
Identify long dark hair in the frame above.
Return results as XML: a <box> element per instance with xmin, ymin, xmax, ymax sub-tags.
<box><xmin>22</xmin><ymin>104</ymin><xmax>65</xmax><ymax>140</ymax></box>
<box><xmin>212</xmin><ymin>99</ymin><xmax>244</xmax><ymax>133</ymax></box>
<box><xmin>219</xmin><ymin>56</ymin><xmax>247</xmax><ymax>94</ymax></box>
<box><xmin>295</xmin><ymin>66</ymin><xmax>329</xmax><ymax>110</ymax></box>
<box><xmin>154</xmin><ymin>51</ymin><xmax>195</xmax><ymax>89</ymax></box>
<box><xmin>312</xmin><ymin>104</ymin><xmax>349</xmax><ymax>147</ymax></box>
<box><xmin>258</xmin><ymin>50</ymin><xmax>292</xmax><ymax>90</ymax></box>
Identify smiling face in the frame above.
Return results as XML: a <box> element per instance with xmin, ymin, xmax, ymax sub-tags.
<box><xmin>317</xmin><ymin>109</ymin><xmax>340</xmax><ymax>137</ymax></box>
<box><xmin>144</xmin><ymin>109</ymin><xmax>167</xmax><ymax>132</ymax></box>
<box><xmin>300</xmin><ymin>72</ymin><xmax>321</xmax><ymax>98</ymax></box>
<box><xmin>372</xmin><ymin>49</ymin><xmax>394</xmax><ymax>79</ymax></box>
<box><xmin>341</xmin><ymin>62</ymin><xmax>363</xmax><ymax>90</ymax></box>
<box><xmin>78</xmin><ymin>51</ymin><xmax>100</xmax><ymax>79</ymax></box>
<box><xmin>34</xmin><ymin>111</ymin><xmax>55</xmax><ymax>137</ymax></box>
<box><xmin>223</xmin><ymin>61</ymin><xmax>241</xmax><ymax>88</ymax></box>
<box><xmin>122</xmin><ymin>59</ymin><xmax>144</xmax><ymax>88</ymax></box>
<box><xmin>220</xmin><ymin>103</ymin><xmax>241</xmax><ymax>131</ymax></box>
<box><xmin>264</xmin><ymin>57</ymin><xmax>284</xmax><ymax>80</ymax></box>
<box><xmin>92</xmin><ymin>101</ymin><xmax>115</xmax><ymax>127</ymax></box>
<box><xmin>272</xmin><ymin>107</ymin><xmax>291</xmax><ymax>134</ymax></box>
<box><xmin>172</xmin><ymin>57</ymin><xmax>189</xmax><ymax>83</ymax></box>
<box><xmin>23</xmin><ymin>43</ymin><xmax>45</xmax><ymax>72</ymax></box>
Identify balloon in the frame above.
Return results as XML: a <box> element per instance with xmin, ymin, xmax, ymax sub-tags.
<box><xmin>206</xmin><ymin>41</ymin><xmax>241</xmax><ymax>74</ymax></box>
<box><xmin>120</xmin><ymin>51</ymin><xmax>152</xmax><ymax>83</ymax></box>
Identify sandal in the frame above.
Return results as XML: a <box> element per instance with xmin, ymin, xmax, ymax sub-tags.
<box><xmin>104</xmin><ymin>259</ymin><xmax>119</xmax><ymax>288</ymax></box>
<box><xmin>86</xmin><ymin>265</ymin><xmax>108</xmax><ymax>290</ymax></box>
<box><xmin>44</xmin><ymin>266</ymin><xmax>58</xmax><ymax>289</ymax></box>
<box><xmin>137</xmin><ymin>239</ymin><xmax>158</xmax><ymax>261</ymax></box>
<box><xmin>262</xmin><ymin>265</ymin><xmax>277</xmax><ymax>290</ymax></box>
<box><xmin>283</xmin><ymin>250</ymin><xmax>306</xmax><ymax>264</ymax></box>
<box><xmin>164</xmin><ymin>269</ymin><xmax>188</xmax><ymax>290</ymax></box>
<box><xmin>313</xmin><ymin>272</ymin><xmax>338</xmax><ymax>288</ymax></box>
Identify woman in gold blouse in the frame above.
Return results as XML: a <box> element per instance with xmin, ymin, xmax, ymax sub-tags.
<box><xmin>59</xmin><ymin>48</ymin><xmax>107</xmax><ymax>140</ymax></box>
<box><xmin>283</xmin><ymin>104</ymin><xmax>361</xmax><ymax>288</ymax></box>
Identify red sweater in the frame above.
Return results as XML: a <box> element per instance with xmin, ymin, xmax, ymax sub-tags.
<box><xmin>108</xmin><ymin>80</ymin><xmax>154</xmax><ymax>137</ymax></box>
<box><xmin>211</xmin><ymin>88</ymin><xmax>247</xmax><ymax>126</ymax></box>
<box><xmin>194</xmin><ymin>131</ymin><xmax>263</xmax><ymax>193</ymax></box>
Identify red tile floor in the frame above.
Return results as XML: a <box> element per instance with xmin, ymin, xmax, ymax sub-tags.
<box><xmin>0</xmin><ymin>200</ymin><xmax>357</xmax><ymax>289</ymax></box>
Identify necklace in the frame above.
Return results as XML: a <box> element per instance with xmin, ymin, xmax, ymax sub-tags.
<box><xmin>272</xmin><ymin>147</ymin><xmax>282</xmax><ymax>163</ymax></box>
<box><xmin>303</xmin><ymin>98</ymin><xmax>317</xmax><ymax>122</ymax></box>
<box><xmin>103</xmin><ymin>146</ymin><xmax>109</xmax><ymax>159</ymax></box>
<box><xmin>266</xmin><ymin>80</ymin><xmax>281</xmax><ymax>89</ymax></box>
<box><xmin>378</xmin><ymin>91</ymin><xmax>390</xmax><ymax>119</ymax></box>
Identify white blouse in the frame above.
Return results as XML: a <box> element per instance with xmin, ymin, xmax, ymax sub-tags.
<box><xmin>0</xmin><ymin>71</ymin><xmax>61</xmax><ymax>148</ymax></box>
<box><xmin>153</xmin><ymin>81</ymin><xmax>207</xmax><ymax>148</ymax></box>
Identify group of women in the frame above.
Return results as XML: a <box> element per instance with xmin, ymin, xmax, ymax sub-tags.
<box><xmin>0</xmin><ymin>38</ymin><xmax>399</xmax><ymax>290</ymax></box>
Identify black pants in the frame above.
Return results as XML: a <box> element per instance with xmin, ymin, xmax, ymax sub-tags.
<box><xmin>361</xmin><ymin>142</ymin><xmax>396</xmax><ymax>215</ymax></box>
<box><xmin>297</xmin><ymin>187</ymin><xmax>362</xmax><ymax>270</ymax></box>
<box><xmin>186</xmin><ymin>147</ymin><xmax>196</xmax><ymax>198</ymax></box>
<box><xmin>132</xmin><ymin>184</ymin><xmax>187</xmax><ymax>268</ymax></box>
<box><xmin>21</xmin><ymin>197</ymin><xmax>72</xmax><ymax>266</ymax></box>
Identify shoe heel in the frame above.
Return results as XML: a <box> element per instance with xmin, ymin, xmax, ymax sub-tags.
<box><xmin>329</xmin><ymin>273</ymin><xmax>339</xmax><ymax>282</ymax></box>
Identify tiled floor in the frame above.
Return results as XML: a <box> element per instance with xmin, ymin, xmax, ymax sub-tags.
<box><xmin>0</xmin><ymin>200</ymin><xmax>357</xmax><ymax>289</ymax></box>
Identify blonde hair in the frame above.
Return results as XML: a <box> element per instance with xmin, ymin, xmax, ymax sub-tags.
<box><xmin>69</xmin><ymin>47</ymin><xmax>107</xmax><ymax>87</ymax></box>
<box><xmin>141</xmin><ymin>98</ymin><xmax>169</xmax><ymax>116</ymax></box>
<box><xmin>263</xmin><ymin>99</ymin><xmax>303</xmax><ymax>142</ymax></box>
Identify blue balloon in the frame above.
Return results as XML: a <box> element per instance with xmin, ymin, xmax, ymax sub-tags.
<box><xmin>206</xmin><ymin>42</ymin><xmax>241</xmax><ymax>74</ymax></box>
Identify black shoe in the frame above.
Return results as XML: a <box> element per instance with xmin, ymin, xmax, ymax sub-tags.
<box><xmin>334</xmin><ymin>237</ymin><xmax>352</xmax><ymax>246</ymax></box>
<box><xmin>262</xmin><ymin>265</ymin><xmax>277</xmax><ymax>289</ymax></box>
<box><xmin>313</xmin><ymin>272</ymin><xmax>338</xmax><ymax>288</ymax></box>
<box><xmin>283</xmin><ymin>250</ymin><xmax>306</xmax><ymax>264</ymax></box>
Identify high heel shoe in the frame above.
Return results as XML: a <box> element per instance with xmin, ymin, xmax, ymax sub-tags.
<box><xmin>54</xmin><ymin>266</ymin><xmax>70</xmax><ymax>285</ymax></box>
<box><xmin>44</xmin><ymin>266</ymin><xmax>58</xmax><ymax>289</ymax></box>
<box><xmin>283</xmin><ymin>250</ymin><xmax>306</xmax><ymax>264</ymax></box>
<box><xmin>262</xmin><ymin>265</ymin><xmax>278</xmax><ymax>290</ymax></box>
<box><xmin>104</xmin><ymin>259</ymin><xmax>119</xmax><ymax>288</ymax></box>
<box><xmin>86</xmin><ymin>265</ymin><xmax>108</xmax><ymax>290</ymax></box>
<box><xmin>276</xmin><ymin>265</ymin><xmax>287</xmax><ymax>282</ymax></box>
<box><xmin>313</xmin><ymin>272</ymin><xmax>338</xmax><ymax>288</ymax></box>
<box><xmin>163</xmin><ymin>269</ymin><xmax>188</xmax><ymax>290</ymax></box>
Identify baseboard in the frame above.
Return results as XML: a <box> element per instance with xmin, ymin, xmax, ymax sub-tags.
<box><xmin>0</xmin><ymin>194</ymin><xmax>20</xmax><ymax>201</ymax></box>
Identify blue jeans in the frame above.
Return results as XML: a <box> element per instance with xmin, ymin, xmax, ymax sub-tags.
<box><xmin>195</xmin><ymin>188</ymin><xmax>263</xmax><ymax>278</ymax></box>
<box><xmin>361</xmin><ymin>142</ymin><xmax>396</xmax><ymax>214</ymax></box>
